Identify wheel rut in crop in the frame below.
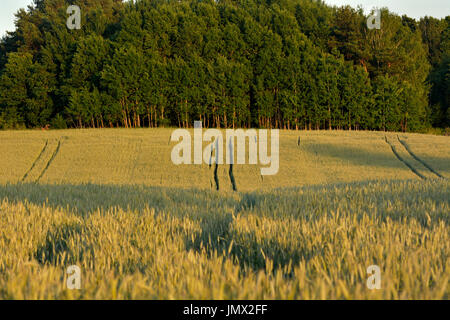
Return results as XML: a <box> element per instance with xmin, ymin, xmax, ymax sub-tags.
<box><xmin>21</xmin><ymin>139</ymin><xmax>49</xmax><ymax>182</ymax></box>
<box><xmin>129</xmin><ymin>139</ymin><xmax>143</xmax><ymax>182</ymax></box>
<box><xmin>385</xmin><ymin>136</ymin><xmax>425</xmax><ymax>179</ymax></box>
<box><xmin>22</xmin><ymin>139</ymin><xmax>63</xmax><ymax>183</ymax></box>
<box><xmin>396</xmin><ymin>136</ymin><xmax>444</xmax><ymax>179</ymax></box>
<box><xmin>385</xmin><ymin>135</ymin><xmax>444</xmax><ymax>180</ymax></box>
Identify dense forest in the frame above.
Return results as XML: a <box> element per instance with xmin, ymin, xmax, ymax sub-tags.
<box><xmin>0</xmin><ymin>0</ymin><xmax>448</xmax><ymax>131</ymax></box>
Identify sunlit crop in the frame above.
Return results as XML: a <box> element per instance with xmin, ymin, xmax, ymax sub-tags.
<box><xmin>0</xmin><ymin>129</ymin><xmax>448</xmax><ymax>299</ymax></box>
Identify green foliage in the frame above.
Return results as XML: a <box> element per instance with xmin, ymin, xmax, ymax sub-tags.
<box><xmin>0</xmin><ymin>0</ymin><xmax>446</xmax><ymax>131</ymax></box>
<box><xmin>50</xmin><ymin>114</ymin><xmax>67</xmax><ymax>129</ymax></box>
<box><xmin>420</xmin><ymin>16</ymin><xmax>450</xmax><ymax>128</ymax></box>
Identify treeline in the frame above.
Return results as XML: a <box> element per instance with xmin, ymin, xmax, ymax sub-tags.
<box><xmin>0</xmin><ymin>0</ymin><xmax>448</xmax><ymax>131</ymax></box>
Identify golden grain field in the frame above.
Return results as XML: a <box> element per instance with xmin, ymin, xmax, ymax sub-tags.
<box><xmin>0</xmin><ymin>129</ymin><xmax>448</xmax><ymax>299</ymax></box>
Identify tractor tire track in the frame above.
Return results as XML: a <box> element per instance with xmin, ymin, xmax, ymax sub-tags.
<box><xmin>214</xmin><ymin>162</ymin><xmax>220</xmax><ymax>191</ymax></box>
<box><xmin>35</xmin><ymin>140</ymin><xmax>62</xmax><ymax>183</ymax></box>
<box><xmin>229</xmin><ymin>163</ymin><xmax>237</xmax><ymax>192</ymax></box>
<box><xmin>397</xmin><ymin>136</ymin><xmax>444</xmax><ymax>179</ymax></box>
<box><xmin>385</xmin><ymin>136</ymin><xmax>426</xmax><ymax>180</ymax></box>
<box><xmin>21</xmin><ymin>139</ymin><xmax>49</xmax><ymax>182</ymax></box>
<box><xmin>129</xmin><ymin>139</ymin><xmax>143</xmax><ymax>182</ymax></box>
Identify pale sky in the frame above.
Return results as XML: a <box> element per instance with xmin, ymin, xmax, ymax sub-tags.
<box><xmin>324</xmin><ymin>0</ymin><xmax>450</xmax><ymax>19</ymax></box>
<box><xmin>1</xmin><ymin>0</ymin><xmax>449</xmax><ymax>38</ymax></box>
<box><xmin>0</xmin><ymin>0</ymin><xmax>33</xmax><ymax>37</ymax></box>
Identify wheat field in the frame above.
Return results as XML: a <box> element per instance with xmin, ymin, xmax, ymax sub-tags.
<box><xmin>0</xmin><ymin>129</ymin><xmax>448</xmax><ymax>299</ymax></box>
